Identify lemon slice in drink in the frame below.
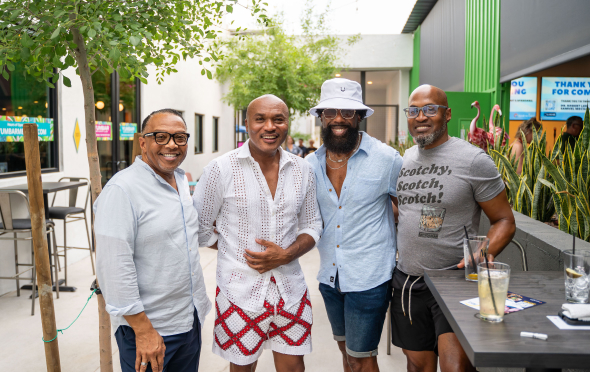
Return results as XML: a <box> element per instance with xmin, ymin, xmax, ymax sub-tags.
<box><xmin>467</xmin><ymin>273</ymin><xmax>478</xmax><ymax>280</ymax></box>
<box><xmin>566</xmin><ymin>268</ymin><xmax>583</xmax><ymax>278</ymax></box>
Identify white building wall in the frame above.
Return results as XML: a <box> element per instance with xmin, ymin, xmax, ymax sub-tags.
<box><xmin>398</xmin><ymin>69</ymin><xmax>411</xmax><ymax>143</ymax></box>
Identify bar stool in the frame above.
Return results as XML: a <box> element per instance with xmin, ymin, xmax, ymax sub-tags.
<box><xmin>48</xmin><ymin>177</ymin><xmax>94</xmax><ymax>286</ymax></box>
<box><xmin>0</xmin><ymin>190</ymin><xmax>59</xmax><ymax>315</ymax></box>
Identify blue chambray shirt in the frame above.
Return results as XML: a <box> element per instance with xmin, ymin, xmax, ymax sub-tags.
<box><xmin>95</xmin><ymin>156</ymin><xmax>211</xmax><ymax>336</ymax></box>
<box><xmin>306</xmin><ymin>132</ymin><xmax>403</xmax><ymax>292</ymax></box>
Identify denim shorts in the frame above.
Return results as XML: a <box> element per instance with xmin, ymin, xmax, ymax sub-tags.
<box><xmin>318</xmin><ymin>275</ymin><xmax>391</xmax><ymax>358</ymax></box>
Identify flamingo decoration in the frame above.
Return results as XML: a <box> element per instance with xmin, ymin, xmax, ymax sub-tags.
<box><xmin>468</xmin><ymin>101</ymin><xmax>508</xmax><ymax>152</ymax></box>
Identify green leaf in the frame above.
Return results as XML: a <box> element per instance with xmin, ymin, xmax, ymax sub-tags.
<box><xmin>88</xmin><ymin>28</ymin><xmax>97</xmax><ymax>38</ymax></box>
<box><xmin>65</xmin><ymin>55</ymin><xmax>75</xmax><ymax>66</ymax></box>
<box><xmin>110</xmin><ymin>47</ymin><xmax>121</xmax><ymax>61</ymax></box>
<box><xmin>206</xmin><ymin>69</ymin><xmax>212</xmax><ymax>79</ymax></box>
<box><xmin>129</xmin><ymin>36</ymin><xmax>141</xmax><ymax>46</ymax></box>
<box><xmin>51</xmin><ymin>27</ymin><xmax>62</xmax><ymax>39</ymax></box>
<box><xmin>1</xmin><ymin>70</ymin><xmax>8</xmax><ymax>80</ymax></box>
<box><xmin>62</xmin><ymin>75</ymin><xmax>71</xmax><ymax>87</ymax></box>
<box><xmin>226</xmin><ymin>5</ymin><xmax>233</xmax><ymax>12</ymax></box>
<box><xmin>6</xmin><ymin>61</ymin><xmax>15</xmax><ymax>71</ymax></box>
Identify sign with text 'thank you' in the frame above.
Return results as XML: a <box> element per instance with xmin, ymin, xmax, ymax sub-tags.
<box><xmin>541</xmin><ymin>77</ymin><xmax>590</xmax><ymax>121</ymax></box>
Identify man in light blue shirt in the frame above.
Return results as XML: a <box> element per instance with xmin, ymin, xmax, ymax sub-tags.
<box><xmin>95</xmin><ymin>109</ymin><xmax>211</xmax><ymax>372</ymax></box>
<box><xmin>307</xmin><ymin>79</ymin><xmax>403</xmax><ymax>372</ymax></box>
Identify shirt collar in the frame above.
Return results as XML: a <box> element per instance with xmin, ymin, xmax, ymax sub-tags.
<box><xmin>237</xmin><ymin>139</ymin><xmax>293</xmax><ymax>169</ymax></box>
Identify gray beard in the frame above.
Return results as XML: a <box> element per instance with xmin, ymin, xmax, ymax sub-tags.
<box><xmin>415</xmin><ymin>122</ymin><xmax>447</xmax><ymax>148</ymax></box>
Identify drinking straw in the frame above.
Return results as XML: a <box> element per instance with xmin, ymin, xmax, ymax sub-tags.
<box><xmin>463</xmin><ymin>226</ymin><xmax>478</xmax><ymax>273</ymax></box>
<box><xmin>483</xmin><ymin>247</ymin><xmax>499</xmax><ymax>315</ymax></box>
<box><xmin>573</xmin><ymin>233</ymin><xmax>576</xmax><ymax>255</ymax></box>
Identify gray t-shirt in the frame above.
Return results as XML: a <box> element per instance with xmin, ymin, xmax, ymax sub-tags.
<box><xmin>396</xmin><ymin>137</ymin><xmax>505</xmax><ymax>276</ymax></box>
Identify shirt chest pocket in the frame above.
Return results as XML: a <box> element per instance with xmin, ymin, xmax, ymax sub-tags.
<box><xmin>139</xmin><ymin>231</ymin><xmax>187</xmax><ymax>268</ymax></box>
<box><xmin>350</xmin><ymin>178</ymin><xmax>382</xmax><ymax>203</ymax></box>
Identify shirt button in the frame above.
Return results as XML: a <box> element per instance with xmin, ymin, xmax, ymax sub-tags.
<box><xmin>329</xmin><ymin>189</ymin><xmax>332</xmax><ymax>192</ymax></box>
<box><xmin>333</xmin><ymin>263</ymin><xmax>335</xmax><ymax>266</ymax></box>
<box><xmin>339</xmin><ymin>206</ymin><xmax>342</xmax><ymax>209</ymax></box>
<box><xmin>337</xmin><ymin>245</ymin><xmax>340</xmax><ymax>248</ymax></box>
<box><xmin>192</xmin><ymin>272</ymin><xmax>195</xmax><ymax>276</ymax></box>
<box><xmin>337</xmin><ymin>225</ymin><xmax>340</xmax><ymax>228</ymax></box>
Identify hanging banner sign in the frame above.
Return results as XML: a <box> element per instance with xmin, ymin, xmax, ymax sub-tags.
<box><xmin>96</xmin><ymin>121</ymin><xmax>112</xmax><ymax>141</ymax></box>
<box><xmin>510</xmin><ymin>77</ymin><xmax>537</xmax><ymax>120</ymax></box>
<box><xmin>119</xmin><ymin>122</ymin><xmax>137</xmax><ymax>140</ymax></box>
<box><xmin>0</xmin><ymin>116</ymin><xmax>54</xmax><ymax>142</ymax></box>
<box><xmin>541</xmin><ymin>77</ymin><xmax>590</xmax><ymax>121</ymax></box>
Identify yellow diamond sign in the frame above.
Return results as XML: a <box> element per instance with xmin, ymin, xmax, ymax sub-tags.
<box><xmin>73</xmin><ymin>119</ymin><xmax>81</xmax><ymax>152</ymax></box>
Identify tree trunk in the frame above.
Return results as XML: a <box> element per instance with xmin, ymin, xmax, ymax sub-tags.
<box><xmin>70</xmin><ymin>25</ymin><xmax>113</xmax><ymax>372</ymax></box>
<box><xmin>23</xmin><ymin>125</ymin><xmax>61</xmax><ymax>372</ymax></box>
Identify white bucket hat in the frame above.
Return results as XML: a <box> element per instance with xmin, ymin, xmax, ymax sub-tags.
<box><xmin>309</xmin><ymin>78</ymin><xmax>374</xmax><ymax>118</ymax></box>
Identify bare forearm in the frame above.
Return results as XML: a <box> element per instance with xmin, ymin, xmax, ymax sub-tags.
<box><xmin>124</xmin><ymin>312</ymin><xmax>154</xmax><ymax>333</ymax></box>
<box><xmin>284</xmin><ymin>234</ymin><xmax>316</xmax><ymax>264</ymax></box>
<box><xmin>487</xmin><ymin>218</ymin><xmax>516</xmax><ymax>258</ymax></box>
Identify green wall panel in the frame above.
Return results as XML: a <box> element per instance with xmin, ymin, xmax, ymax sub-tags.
<box><xmin>409</xmin><ymin>26</ymin><xmax>421</xmax><ymax>94</ymax></box>
<box><xmin>464</xmin><ymin>0</ymin><xmax>501</xmax><ymax>106</ymax></box>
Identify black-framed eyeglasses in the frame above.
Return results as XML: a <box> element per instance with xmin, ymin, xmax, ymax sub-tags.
<box><xmin>403</xmin><ymin>105</ymin><xmax>448</xmax><ymax>119</ymax></box>
<box><xmin>321</xmin><ymin>108</ymin><xmax>357</xmax><ymax>120</ymax></box>
<box><xmin>143</xmin><ymin>132</ymin><xmax>190</xmax><ymax>146</ymax></box>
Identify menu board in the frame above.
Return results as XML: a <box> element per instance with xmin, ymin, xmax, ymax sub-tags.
<box><xmin>510</xmin><ymin>77</ymin><xmax>537</xmax><ymax>120</ymax></box>
<box><xmin>119</xmin><ymin>122</ymin><xmax>137</xmax><ymax>140</ymax></box>
<box><xmin>96</xmin><ymin>121</ymin><xmax>112</xmax><ymax>141</ymax></box>
<box><xmin>0</xmin><ymin>116</ymin><xmax>54</xmax><ymax>142</ymax></box>
<box><xmin>541</xmin><ymin>77</ymin><xmax>590</xmax><ymax>121</ymax></box>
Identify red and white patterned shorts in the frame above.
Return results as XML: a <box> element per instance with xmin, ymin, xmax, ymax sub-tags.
<box><xmin>212</xmin><ymin>277</ymin><xmax>313</xmax><ymax>365</ymax></box>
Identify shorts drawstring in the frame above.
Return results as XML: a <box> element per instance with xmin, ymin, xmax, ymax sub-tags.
<box><xmin>401</xmin><ymin>274</ymin><xmax>423</xmax><ymax>325</ymax></box>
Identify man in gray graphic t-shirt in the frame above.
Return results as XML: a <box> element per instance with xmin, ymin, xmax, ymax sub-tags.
<box><xmin>390</xmin><ymin>85</ymin><xmax>516</xmax><ymax>372</ymax></box>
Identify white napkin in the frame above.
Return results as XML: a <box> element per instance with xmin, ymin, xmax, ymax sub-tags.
<box><xmin>562</xmin><ymin>304</ymin><xmax>590</xmax><ymax>321</ymax></box>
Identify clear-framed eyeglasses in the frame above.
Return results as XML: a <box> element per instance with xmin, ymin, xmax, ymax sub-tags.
<box><xmin>403</xmin><ymin>105</ymin><xmax>448</xmax><ymax>119</ymax></box>
<box><xmin>143</xmin><ymin>131</ymin><xmax>190</xmax><ymax>146</ymax></box>
<box><xmin>321</xmin><ymin>108</ymin><xmax>357</xmax><ymax>120</ymax></box>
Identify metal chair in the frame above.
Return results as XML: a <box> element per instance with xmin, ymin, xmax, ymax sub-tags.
<box><xmin>48</xmin><ymin>177</ymin><xmax>94</xmax><ymax>286</ymax></box>
<box><xmin>0</xmin><ymin>190</ymin><xmax>59</xmax><ymax>315</ymax></box>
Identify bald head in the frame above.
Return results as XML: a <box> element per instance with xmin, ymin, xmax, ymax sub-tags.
<box><xmin>247</xmin><ymin>94</ymin><xmax>289</xmax><ymax>118</ymax></box>
<box><xmin>409</xmin><ymin>84</ymin><xmax>448</xmax><ymax>107</ymax></box>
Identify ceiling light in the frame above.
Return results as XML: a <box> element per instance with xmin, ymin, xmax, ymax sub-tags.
<box><xmin>2</xmin><ymin>108</ymin><xmax>6</xmax><ymax>111</ymax></box>
<box><xmin>18</xmin><ymin>106</ymin><xmax>23</xmax><ymax>109</ymax></box>
<box><xmin>335</xmin><ymin>73</ymin><xmax>341</xmax><ymax>77</ymax></box>
<box><xmin>34</xmin><ymin>101</ymin><xmax>38</xmax><ymax>104</ymax></box>
<box><xmin>45</xmin><ymin>102</ymin><xmax>48</xmax><ymax>108</ymax></box>
<box><xmin>367</xmin><ymin>81</ymin><xmax>373</xmax><ymax>85</ymax></box>
<box><xmin>119</xmin><ymin>103</ymin><xmax>124</xmax><ymax>111</ymax></box>
<box><xmin>95</xmin><ymin>101</ymin><xmax>105</xmax><ymax>110</ymax></box>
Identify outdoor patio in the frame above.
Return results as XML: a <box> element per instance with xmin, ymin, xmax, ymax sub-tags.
<box><xmin>0</xmin><ymin>247</ymin><xmax>411</xmax><ymax>372</ymax></box>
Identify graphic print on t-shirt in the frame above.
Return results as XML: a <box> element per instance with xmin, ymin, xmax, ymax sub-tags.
<box><xmin>419</xmin><ymin>205</ymin><xmax>446</xmax><ymax>239</ymax></box>
<box><xmin>397</xmin><ymin>163</ymin><xmax>452</xmax><ymax>239</ymax></box>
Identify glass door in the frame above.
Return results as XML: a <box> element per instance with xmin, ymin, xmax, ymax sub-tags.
<box><xmin>93</xmin><ymin>72</ymin><xmax>140</xmax><ymax>186</ymax></box>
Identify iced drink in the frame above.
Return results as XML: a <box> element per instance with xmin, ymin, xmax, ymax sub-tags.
<box><xmin>477</xmin><ymin>262</ymin><xmax>510</xmax><ymax>322</ymax></box>
<box><xmin>464</xmin><ymin>237</ymin><xmax>489</xmax><ymax>281</ymax></box>
<box><xmin>563</xmin><ymin>250</ymin><xmax>590</xmax><ymax>303</ymax></box>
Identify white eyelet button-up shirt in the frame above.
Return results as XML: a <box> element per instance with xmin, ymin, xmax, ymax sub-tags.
<box><xmin>194</xmin><ymin>140</ymin><xmax>322</xmax><ymax>312</ymax></box>
<box><xmin>95</xmin><ymin>156</ymin><xmax>211</xmax><ymax>336</ymax></box>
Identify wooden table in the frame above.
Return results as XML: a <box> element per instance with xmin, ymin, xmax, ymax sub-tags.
<box><xmin>424</xmin><ymin>270</ymin><xmax>590</xmax><ymax>371</ymax></box>
<box><xmin>0</xmin><ymin>181</ymin><xmax>87</xmax><ymax>292</ymax></box>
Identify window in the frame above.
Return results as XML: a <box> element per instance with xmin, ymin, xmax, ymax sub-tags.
<box><xmin>194</xmin><ymin>114</ymin><xmax>203</xmax><ymax>154</ymax></box>
<box><xmin>0</xmin><ymin>62</ymin><xmax>58</xmax><ymax>176</ymax></box>
<box><xmin>213</xmin><ymin>117</ymin><xmax>219</xmax><ymax>153</ymax></box>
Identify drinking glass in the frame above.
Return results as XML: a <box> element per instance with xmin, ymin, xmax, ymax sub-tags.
<box><xmin>478</xmin><ymin>262</ymin><xmax>510</xmax><ymax>323</ymax></box>
<box><xmin>563</xmin><ymin>250</ymin><xmax>590</xmax><ymax>303</ymax></box>
<box><xmin>464</xmin><ymin>236</ymin><xmax>489</xmax><ymax>281</ymax></box>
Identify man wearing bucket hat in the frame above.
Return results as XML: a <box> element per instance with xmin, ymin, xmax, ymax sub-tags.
<box><xmin>307</xmin><ymin>78</ymin><xmax>403</xmax><ymax>371</ymax></box>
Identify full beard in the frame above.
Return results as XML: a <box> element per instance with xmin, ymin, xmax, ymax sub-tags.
<box><xmin>415</xmin><ymin>122</ymin><xmax>447</xmax><ymax>148</ymax></box>
<box><xmin>321</xmin><ymin>124</ymin><xmax>360</xmax><ymax>154</ymax></box>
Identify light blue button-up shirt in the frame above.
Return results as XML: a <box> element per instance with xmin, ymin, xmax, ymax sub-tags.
<box><xmin>307</xmin><ymin>133</ymin><xmax>403</xmax><ymax>292</ymax></box>
<box><xmin>95</xmin><ymin>156</ymin><xmax>211</xmax><ymax>336</ymax></box>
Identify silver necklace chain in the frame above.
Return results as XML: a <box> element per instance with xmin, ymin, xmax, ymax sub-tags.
<box><xmin>326</xmin><ymin>134</ymin><xmax>361</xmax><ymax>170</ymax></box>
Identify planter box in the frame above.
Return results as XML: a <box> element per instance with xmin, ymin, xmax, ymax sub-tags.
<box><xmin>478</xmin><ymin>210</ymin><xmax>590</xmax><ymax>272</ymax></box>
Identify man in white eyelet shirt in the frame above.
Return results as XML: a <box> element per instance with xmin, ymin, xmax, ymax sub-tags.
<box><xmin>194</xmin><ymin>94</ymin><xmax>322</xmax><ymax>371</ymax></box>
